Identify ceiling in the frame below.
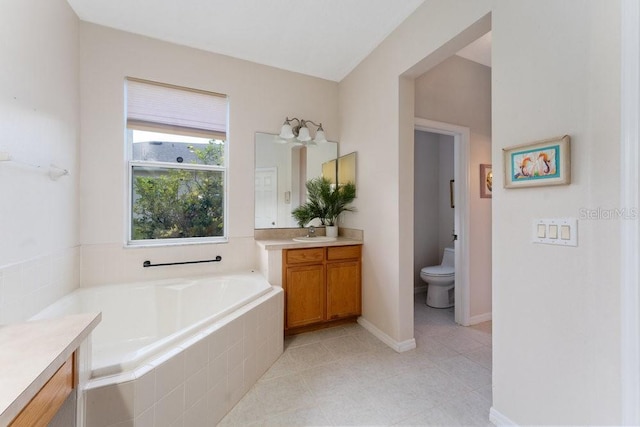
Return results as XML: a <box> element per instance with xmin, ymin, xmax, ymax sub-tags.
<box><xmin>65</xmin><ymin>0</ymin><xmax>490</xmax><ymax>82</ymax></box>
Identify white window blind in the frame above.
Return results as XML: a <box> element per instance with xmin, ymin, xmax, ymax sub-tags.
<box><xmin>126</xmin><ymin>78</ymin><xmax>227</xmax><ymax>139</ymax></box>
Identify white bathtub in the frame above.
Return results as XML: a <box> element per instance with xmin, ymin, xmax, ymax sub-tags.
<box><xmin>31</xmin><ymin>271</ymin><xmax>284</xmax><ymax>426</ymax></box>
<box><xmin>32</xmin><ymin>272</ymin><xmax>271</xmax><ymax>378</ymax></box>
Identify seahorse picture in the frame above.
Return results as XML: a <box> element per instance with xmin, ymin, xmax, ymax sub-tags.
<box><xmin>511</xmin><ymin>145</ymin><xmax>560</xmax><ymax>181</ymax></box>
<box><xmin>503</xmin><ymin>135</ymin><xmax>571</xmax><ymax>188</ymax></box>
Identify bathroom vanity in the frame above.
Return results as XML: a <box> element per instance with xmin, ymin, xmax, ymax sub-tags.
<box><xmin>283</xmin><ymin>244</ymin><xmax>361</xmax><ymax>334</ymax></box>
<box><xmin>255</xmin><ymin>229</ymin><xmax>363</xmax><ymax>335</ymax></box>
<box><xmin>0</xmin><ymin>312</ymin><xmax>101</xmax><ymax>427</ymax></box>
<box><xmin>253</xmin><ymin>131</ymin><xmax>362</xmax><ymax>334</ymax></box>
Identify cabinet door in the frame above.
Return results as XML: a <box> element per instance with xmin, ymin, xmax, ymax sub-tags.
<box><xmin>285</xmin><ymin>264</ymin><xmax>325</xmax><ymax>328</ymax></box>
<box><xmin>326</xmin><ymin>260</ymin><xmax>361</xmax><ymax>320</ymax></box>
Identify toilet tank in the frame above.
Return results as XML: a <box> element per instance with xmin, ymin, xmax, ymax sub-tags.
<box><xmin>442</xmin><ymin>247</ymin><xmax>455</xmax><ymax>267</ymax></box>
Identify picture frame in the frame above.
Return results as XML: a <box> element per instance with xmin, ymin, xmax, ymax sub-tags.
<box><xmin>503</xmin><ymin>135</ymin><xmax>571</xmax><ymax>188</ymax></box>
<box><xmin>480</xmin><ymin>164</ymin><xmax>492</xmax><ymax>198</ymax></box>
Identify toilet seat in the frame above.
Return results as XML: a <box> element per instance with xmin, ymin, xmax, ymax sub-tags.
<box><xmin>421</xmin><ymin>265</ymin><xmax>454</xmax><ymax>276</ymax></box>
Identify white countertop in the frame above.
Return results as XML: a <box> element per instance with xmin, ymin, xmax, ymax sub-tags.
<box><xmin>0</xmin><ymin>312</ymin><xmax>101</xmax><ymax>425</ymax></box>
<box><xmin>256</xmin><ymin>236</ymin><xmax>363</xmax><ymax>250</ymax></box>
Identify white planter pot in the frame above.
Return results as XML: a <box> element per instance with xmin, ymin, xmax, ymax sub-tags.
<box><xmin>325</xmin><ymin>225</ymin><xmax>338</xmax><ymax>238</ymax></box>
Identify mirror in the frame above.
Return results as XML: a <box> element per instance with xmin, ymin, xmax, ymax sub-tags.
<box><xmin>255</xmin><ymin>133</ymin><xmax>337</xmax><ymax>228</ymax></box>
<box><xmin>337</xmin><ymin>152</ymin><xmax>357</xmax><ymax>189</ymax></box>
<box><xmin>322</xmin><ymin>159</ymin><xmax>337</xmax><ymax>184</ymax></box>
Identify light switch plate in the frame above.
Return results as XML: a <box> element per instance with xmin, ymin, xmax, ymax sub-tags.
<box><xmin>533</xmin><ymin>218</ymin><xmax>578</xmax><ymax>246</ymax></box>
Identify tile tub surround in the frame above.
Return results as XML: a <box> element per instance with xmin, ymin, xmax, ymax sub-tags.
<box><xmin>0</xmin><ymin>246</ymin><xmax>80</xmax><ymax>324</ymax></box>
<box><xmin>84</xmin><ymin>288</ymin><xmax>284</xmax><ymax>427</ymax></box>
<box><xmin>220</xmin><ymin>296</ymin><xmax>492</xmax><ymax>426</ymax></box>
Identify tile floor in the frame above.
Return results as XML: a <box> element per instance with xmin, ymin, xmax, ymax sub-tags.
<box><xmin>220</xmin><ymin>293</ymin><xmax>493</xmax><ymax>426</ymax></box>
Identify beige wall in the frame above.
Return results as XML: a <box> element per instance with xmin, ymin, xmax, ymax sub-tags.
<box><xmin>415</xmin><ymin>55</ymin><xmax>492</xmax><ymax>320</ymax></box>
<box><xmin>491</xmin><ymin>1</ymin><xmax>621</xmax><ymax>423</ymax></box>
<box><xmin>340</xmin><ymin>0</ymin><xmax>622</xmax><ymax>424</ymax></box>
<box><xmin>339</xmin><ymin>0</ymin><xmax>492</xmax><ymax>352</ymax></box>
<box><xmin>0</xmin><ymin>0</ymin><xmax>81</xmax><ymax>322</ymax></box>
<box><xmin>78</xmin><ymin>23</ymin><xmax>339</xmax><ymax>286</ymax></box>
<box><xmin>416</xmin><ymin>55</ymin><xmax>492</xmax><ymax>137</ymax></box>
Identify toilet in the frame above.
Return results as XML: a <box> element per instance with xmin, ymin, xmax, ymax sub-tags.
<box><xmin>420</xmin><ymin>247</ymin><xmax>455</xmax><ymax>308</ymax></box>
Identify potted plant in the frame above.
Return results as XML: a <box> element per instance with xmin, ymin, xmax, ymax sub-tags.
<box><xmin>291</xmin><ymin>177</ymin><xmax>356</xmax><ymax>236</ymax></box>
<box><xmin>323</xmin><ymin>180</ymin><xmax>356</xmax><ymax>237</ymax></box>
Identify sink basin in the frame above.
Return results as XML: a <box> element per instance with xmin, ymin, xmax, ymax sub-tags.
<box><xmin>292</xmin><ymin>236</ymin><xmax>337</xmax><ymax>243</ymax></box>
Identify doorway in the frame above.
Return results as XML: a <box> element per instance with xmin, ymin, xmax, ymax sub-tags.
<box><xmin>413</xmin><ymin>130</ymin><xmax>455</xmax><ymax>303</ymax></box>
<box><xmin>414</xmin><ymin>119</ymin><xmax>473</xmax><ymax>325</ymax></box>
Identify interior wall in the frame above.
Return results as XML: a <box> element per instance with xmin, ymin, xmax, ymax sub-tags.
<box><xmin>340</xmin><ymin>0</ymin><xmax>622</xmax><ymax>424</ymax></box>
<box><xmin>78</xmin><ymin>23</ymin><xmax>339</xmax><ymax>286</ymax></box>
<box><xmin>415</xmin><ymin>54</ymin><xmax>492</xmax><ymax>320</ymax></box>
<box><xmin>491</xmin><ymin>1</ymin><xmax>621</xmax><ymax>424</ymax></box>
<box><xmin>413</xmin><ymin>131</ymin><xmax>440</xmax><ymax>290</ymax></box>
<box><xmin>339</xmin><ymin>0</ymin><xmax>492</xmax><ymax>345</ymax></box>
<box><xmin>0</xmin><ymin>0</ymin><xmax>81</xmax><ymax>323</ymax></box>
<box><xmin>437</xmin><ymin>135</ymin><xmax>455</xmax><ymax>254</ymax></box>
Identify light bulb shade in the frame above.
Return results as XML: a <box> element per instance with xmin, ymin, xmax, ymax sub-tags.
<box><xmin>297</xmin><ymin>126</ymin><xmax>311</xmax><ymax>142</ymax></box>
<box><xmin>279</xmin><ymin>124</ymin><xmax>294</xmax><ymax>139</ymax></box>
<box><xmin>313</xmin><ymin>129</ymin><xmax>327</xmax><ymax>143</ymax></box>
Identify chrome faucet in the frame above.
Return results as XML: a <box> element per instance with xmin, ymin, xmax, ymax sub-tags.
<box><xmin>308</xmin><ymin>225</ymin><xmax>316</xmax><ymax>238</ymax></box>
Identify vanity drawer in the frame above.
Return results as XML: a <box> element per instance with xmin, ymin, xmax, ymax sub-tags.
<box><xmin>286</xmin><ymin>248</ymin><xmax>325</xmax><ymax>264</ymax></box>
<box><xmin>327</xmin><ymin>245</ymin><xmax>361</xmax><ymax>261</ymax></box>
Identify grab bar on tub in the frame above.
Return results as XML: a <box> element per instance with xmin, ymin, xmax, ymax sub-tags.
<box><xmin>143</xmin><ymin>255</ymin><xmax>222</xmax><ymax>268</ymax></box>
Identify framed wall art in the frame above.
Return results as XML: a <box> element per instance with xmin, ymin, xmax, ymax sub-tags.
<box><xmin>503</xmin><ymin>135</ymin><xmax>571</xmax><ymax>188</ymax></box>
<box><xmin>480</xmin><ymin>164</ymin><xmax>492</xmax><ymax>198</ymax></box>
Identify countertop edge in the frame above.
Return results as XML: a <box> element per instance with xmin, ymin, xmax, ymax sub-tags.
<box><xmin>0</xmin><ymin>312</ymin><xmax>102</xmax><ymax>425</ymax></box>
<box><xmin>255</xmin><ymin>237</ymin><xmax>363</xmax><ymax>251</ymax></box>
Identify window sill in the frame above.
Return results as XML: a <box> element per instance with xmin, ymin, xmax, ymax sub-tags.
<box><xmin>125</xmin><ymin>237</ymin><xmax>228</xmax><ymax>248</ymax></box>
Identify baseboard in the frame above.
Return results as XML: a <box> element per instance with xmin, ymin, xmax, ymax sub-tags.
<box><xmin>489</xmin><ymin>407</ymin><xmax>517</xmax><ymax>426</ymax></box>
<box><xmin>357</xmin><ymin>317</ymin><xmax>416</xmax><ymax>352</ymax></box>
<box><xmin>413</xmin><ymin>285</ymin><xmax>427</xmax><ymax>294</ymax></box>
<box><xmin>468</xmin><ymin>311</ymin><xmax>492</xmax><ymax>325</ymax></box>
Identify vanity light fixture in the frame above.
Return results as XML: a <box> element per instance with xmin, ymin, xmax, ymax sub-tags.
<box><xmin>278</xmin><ymin>117</ymin><xmax>327</xmax><ymax>145</ymax></box>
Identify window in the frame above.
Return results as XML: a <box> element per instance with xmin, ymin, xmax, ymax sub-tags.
<box><xmin>126</xmin><ymin>78</ymin><xmax>228</xmax><ymax>245</ymax></box>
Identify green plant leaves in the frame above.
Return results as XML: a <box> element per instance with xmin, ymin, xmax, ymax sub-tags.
<box><xmin>291</xmin><ymin>177</ymin><xmax>356</xmax><ymax>227</ymax></box>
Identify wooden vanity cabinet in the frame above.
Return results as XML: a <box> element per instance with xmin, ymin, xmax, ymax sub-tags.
<box><xmin>10</xmin><ymin>352</ymin><xmax>75</xmax><ymax>427</ymax></box>
<box><xmin>283</xmin><ymin>245</ymin><xmax>361</xmax><ymax>334</ymax></box>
